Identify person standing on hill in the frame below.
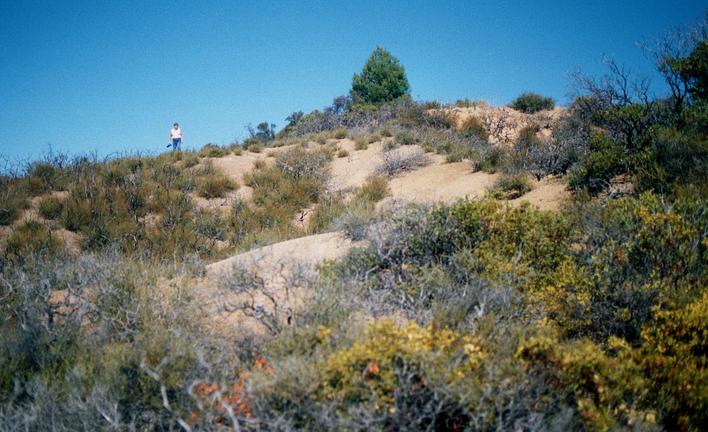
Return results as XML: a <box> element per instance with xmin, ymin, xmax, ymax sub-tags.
<box><xmin>168</xmin><ymin>122</ymin><xmax>183</xmax><ymax>151</ymax></box>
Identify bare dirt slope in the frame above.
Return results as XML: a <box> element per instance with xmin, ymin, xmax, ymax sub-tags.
<box><xmin>195</xmin><ymin>231</ymin><xmax>359</xmax><ymax>337</ymax></box>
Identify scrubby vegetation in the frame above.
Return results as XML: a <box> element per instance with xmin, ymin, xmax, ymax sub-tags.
<box><xmin>1</xmin><ymin>17</ymin><xmax>706</xmax><ymax>431</ymax></box>
<box><xmin>510</xmin><ymin>91</ymin><xmax>555</xmax><ymax>113</ymax></box>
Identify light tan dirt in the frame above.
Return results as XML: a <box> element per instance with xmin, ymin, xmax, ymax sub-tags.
<box><xmin>329</xmin><ymin>141</ymin><xmax>386</xmax><ymax>191</ymax></box>
<box><xmin>443</xmin><ymin>105</ymin><xmax>567</xmax><ymax>146</ymax></box>
<box><xmin>509</xmin><ymin>176</ymin><xmax>570</xmax><ymax>212</ymax></box>
<box><xmin>384</xmin><ymin>162</ymin><xmax>498</xmax><ymax>205</ymax></box>
<box><xmin>196</xmin><ymin>231</ymin><xmax>360</xmax><ymax>337</ymax></box>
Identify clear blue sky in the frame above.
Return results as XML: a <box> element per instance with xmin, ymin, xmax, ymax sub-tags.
<box><xmin>0</xmin><ymin>0</ymin><xmax>705</xmax><ymax>163</ymax></box>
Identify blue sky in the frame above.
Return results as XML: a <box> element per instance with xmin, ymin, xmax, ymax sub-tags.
<box><xmin>0</xmin><ymin>0</ymin><xmax>705</xmax><ymax>163</ymax></box>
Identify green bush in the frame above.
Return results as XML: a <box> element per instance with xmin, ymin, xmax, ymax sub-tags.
<box><xmin>356</xmin><ymin>176</ymin><xmax>390</xmax><ymax>203</ymax></box>
<box><xmin>37</xmin><ymin>196</ymin><xmax>64</xmax><ymax>220</ymax></box>
<box><xmin>333</xmin><ymin>128</ymin><xmax>348</xmax><ymax>139</ymax></box>
<box><xmin>337</xmin><ymin>149</ymin><xmax>349</xmax><ymax>158</ymax></box>
<box><xmin>197</xmin><ymin>175</ymin><xmax>237</xmax><ymax>199</ymax></box>
<box><xmin>60</xmin><ymin>194</ymin><xmax>94</xmax><ymax>232</ymax></box>
<box><xmin>0</xmin><ymin>184</ymin><xmax>28</xmax><ymax>226</ymax></box>
<box><xmin>510</xmin><ymin>92</ymin><xmax>555</xmax><ymax>113</ymax></box>
<box><xmin>27</xmin><ymin>162</ymin><xmax>63</xmax><ymax>195</ymax></box>
<box><xmin>354</xmin><ymin>135</ymin><xmax>369</xmax><ymax>150</ymax></box>
<box><xmin>475</xmin><ymin>148</ymin><xmax>505</xmax><ymax>173</ymax></box>
<box><xmin>394</xmin><ymin>130</ymin><xmax>416</xmax><ymax>145</ymax></box>
<box><xmin>568</xmin><ymin>133</ymin><xmax>626</xmax><ymax>194</ymax></box>
<box><xmin>350</xmin><ymin>47</ymin><xmax>410</xmax><ymax>106</ymax></box>
<box><xmin>491</xmin><ymin>173</ymin><xmax>532</xmax><ymax>199</ymax></box>
<box><xmin>4</xmin><ymin>220</ymin><xmax>63</xmax><ymax>260</ymax></box>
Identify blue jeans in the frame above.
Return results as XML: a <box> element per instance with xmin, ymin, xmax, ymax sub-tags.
<box><xmin>172</xmin><ymin>138</ymin><xmax>182</xmax><ymax>151</ymax></box>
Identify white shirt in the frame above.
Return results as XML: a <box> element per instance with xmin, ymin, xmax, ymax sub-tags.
<box><xmin>170</xmin><ymin>127</ymin><xmax>183</xmax><ymax>139</ymax></box>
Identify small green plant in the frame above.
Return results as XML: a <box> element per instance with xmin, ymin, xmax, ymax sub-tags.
<box><xmin>198</xmin><ymin>144</ymin><xmax>230</xmax><ymax>158</ymax></box>
<box><xmin>337</xmin><ymin>149</ymin><xmax>349</xmax><ymax>158</ymax></box>
<box><xmin>395</xmin><ymin>130</ymin><xmax>416</xmax><ymax>145</ymax></box>
<box><xmin>182</xmin><ymin>154</ymin><xmax>200</xmax><ymax>168</ymax></box>
<box><xmin>510</xmin><ymin>92</ymin><xmax>555</xmax><ymax>113</ymax></box>
<box><xmin>354</xmin><ymin>135</ymin><xmax>369</xmax><ymax>150</ymax></box>
<box><xmin>4</xmin><ymin>220</ymin><xmax>62</xmax><ymax>260</ymax></box>
<box><xmin>60</xmin><ymin>194</ymin><xmax>93</xmax><ymax>232</ymax></box>
<box><xmin>355</xmin><ymin>176</ymin><xmax>389</xmax><ymax>202</ymax></box>
<box><xmin>26</xmin><ymin>162</ymin><xmax>63</xmax><ymax>195</ymax></box>
<box><xmin>197</xmin><ymin>176</ymin><xmax>238</xmax><ymax>199</ymax></box>
<box><xmin>475</xmin><ymin>148</ymin><xmax>505</xmax><ymax>173</ymax></box>
<box><xmin>248</xmin><ymin>143</ymin><xmax>263</xmax><ymax>153</ymax></box>
<box><xmin>491</xmin><ymin>173</ymin><xmax>532</xmax><ymax>199</ymax></box>
<box><xmin>333</xmin><ymin>128</ymin><xmax>348</xmax><ymax>139</ymax></box>
<box><xmin>37</xmin><ymin>196</ymin><xmax>64</xmax><ymax>220</ymax></box>
<box><xmin>0</xmin><ymin>186</ymin><xmax>28</xmax><ymax>226</ymax></box>
<box><xmin>567</xmin><ymin>133</ymin><xmax>625</xmax><ymax>194</ymax></box>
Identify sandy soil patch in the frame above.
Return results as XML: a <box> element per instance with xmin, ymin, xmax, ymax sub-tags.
<box><xmin>196</xmin><ymin>231</ymin><xmax>362</xmax><ymax>337</ymax></box>
<box><xmin>509</xmin><ymin>176</ymin><xmax>570</xmax><ymax>212</ymax></box>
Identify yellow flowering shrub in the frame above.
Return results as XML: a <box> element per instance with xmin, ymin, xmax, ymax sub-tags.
<box><xmin>320</xmin><ymin>319</ymin><xmax>485</xmax><ymax>409</ymax></box>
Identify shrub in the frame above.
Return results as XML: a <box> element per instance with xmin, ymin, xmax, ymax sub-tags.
<box><xmin>354</xmin><ymin>135</ymin><xmax>369</xmax><ymax>150</ymax></box>
<box><xmin>26</xmin><ymin>162</ymin><xmax>63</xmax><ymax>195</ymax></box>
<box><xmin>4</xmin><ymin>220</ymin><xmax>63</xmax><ymax>260</ymax></box>
<box><xmin>197</xmin><ymin>175</ymin><xmax>237</xmax><ymax>199</ymax></box>
<box><xmin>524</xmin><ymin>114</ymin><xmax>589</xmax><ymax>178</ymax></box>
<box><xmin>377</xmin><ymin>148</ymin><xmax>430</xmax><ymax>177</ymax></box>
<box><xmin>458</xmin><ymin>116</ymin><xmax>489</xmax><ymax>141</ymax></box>
<box><xmin>275</xmin><ymin>146</ymin><xmax>331</xmax><ymax>183</ymax></box>
<box><xmin>333</xmin><ymin>128</ymin><xmax>348</xmax><ymax>139</ymax></box>
<box><xmin>337</xmin><ymin>149</ymin><xmax>349</xmax><ymax>158</ymax></box>
<box><xmin>356</xmin><ymin>176</ymin><xmax>389</xmax><ymax>203</ymax></box>
<box><xmin>475</xmin><ymin>147</ymin><xmax>505</xmax><ymax>173</ymax></box>
<box><xmin>568</xmin><ymin>133</ymin><xmax>626</xmax><ymax>194</ymax></box>
<box><xmin>510</xmin><ymin>92</ymin><xmax>555</xmax><ymax>113</ymax></box>
<box><xmin>182</xmin><ymin>154</ymin><xmax>200</xmax><ymax>168</ymax></box>
<box><xmin>318</xmin><ymin>319</ymin><xmax>485</xmax><ymax>424</ymax></box>
<box><xmin>193</xmin><ymin>210</ymin><xmax>228</xmax><ymax>241</ymax></box>
<box><xmin>248</xmin><ymin>122</ymin><xmax>276</xmax><ymax>143</ymax></box>
<box><xmin>37</xmin><ymin>196</ymin><xmax>64</xmax><ymax>220</ymax></box>
<box><xmin>0</xmin><ymin>185</ymin><xmax>28</xmax><ymax>226</ymax></box>
<box><xmin>350</xmin><ymin>47</ymin><xmax>410</xmax><ymax>106</ymax></box>
<box><xmin>491</xmin><ymin>173</ymin><xmax>533</xmax><ymax>199</ymax></box>
<box><xmin>60</xmin><ymin>194</ymin><xmax>93</xmax><ymax>232</ymax></box>
<box><xmin>331</xmin><ymin>203</ymin><xmax>377</xmax><ymax>240</ymax></box>
<box><xmin>198</xmin><ymin>144</ymin><xmax>230</xmax><ymax>158</ymax></box>
<box><xmin>395</xmin><ymin>130</ymin><xmax>416</xmax><ymax>145</ymax></box>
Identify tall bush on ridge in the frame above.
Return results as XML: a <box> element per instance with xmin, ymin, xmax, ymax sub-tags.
<box><xmin>350</xmin><ymin>47</ymin><xmax>410</xmax><ymax>106</ymax></box>
<box><xmin>510</xmin><ymin>92</ymin><xmax>555</xmax><ymax>113</ymax></box>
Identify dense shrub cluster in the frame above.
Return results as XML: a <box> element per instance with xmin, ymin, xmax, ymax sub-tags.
<box><xmin>509</xmin><ymin>92</ymin><xmax>555</xmax><ymax>113</ymax></box>
<box><xmin>243</xmin><ymin>192</ymin><xmax>706</xmax><ymax>430</ymax></box>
